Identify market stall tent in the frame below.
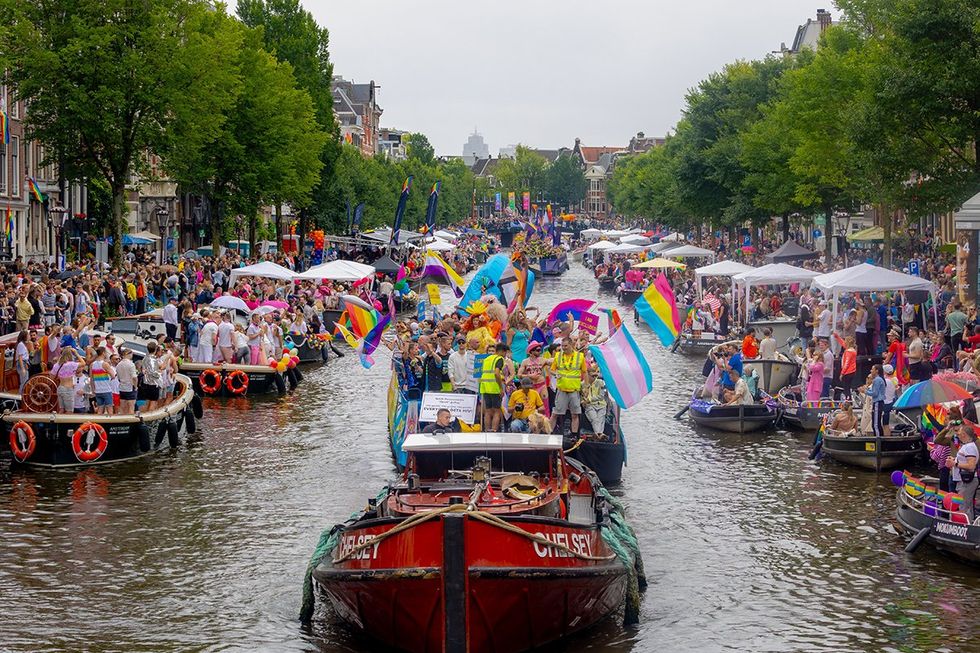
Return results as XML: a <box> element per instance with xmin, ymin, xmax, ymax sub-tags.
<box><xmin>664</xmin><ymin>245</ymin><xmax>716</xmax><ymax>261</ymax></box>
<box><xmin>693</xmin><ymin>260</ymin><xmax>754</xmax><ymax>298</ymax></box>
<box><xmin>632</xmin><ymin>258</ymin><xmax>687</xmax><ymax>269</ymax></box>
<box><xmin>229</xmin><ymin>261</ymin><xmax>297</xmax><ymax>287</ymax></box>
<box><xmin>586</xmin><ymin>240</ymin><xmax>617</xmax><ymax>250</ymax></box>
<box><xmin>732</xmin><ymin>263</ymin><xmax>821</xmax><ymax>321</ymax></box>
<box><xmin>765</xmin><ymin>240</ymin><xmax>819</xmax><ymax>263</ymax></box>
<box><xmin>847</xmin><ymin>226</ymin><xmax>885</xmax><ymax>243</ymax></box>
<box><xmin>620</xmin><ymin>234</ymin><xmax>652</xmax><ymax>246</ymax></box>
<box><xmin>295</xmin><ymin>259</ymin><xmax>376</xmax><ymax>282</ymax></box>
<box><xmin>605</xmin><ymin>243</ymin><xmax>646</xmax><ymax>254</ymax></box>
<box><xmin>659</xmin><ymin>232</ymin><xmax>685</xmax><ymax>242</ymax></box>
<box><xmin>812</xmin><ymin>262</ymin><xmax>939</xmax><ymax>330</ymax></box>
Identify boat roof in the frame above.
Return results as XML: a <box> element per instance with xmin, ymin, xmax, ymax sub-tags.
<box><xmin>403</xmin><ymin>432</ymin><xmax>564</xmax><ymax>452</ymax></box>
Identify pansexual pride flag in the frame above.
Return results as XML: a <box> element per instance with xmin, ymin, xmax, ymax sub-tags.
<box><xmin>589</xmin><ymin>324</ymin><xmax>653</xmax><ymax>409</ymax></box>
<box><xmin>635</xmin><ymin>273</ymin><xmax>681</xmax><ymax>347</ymax></box>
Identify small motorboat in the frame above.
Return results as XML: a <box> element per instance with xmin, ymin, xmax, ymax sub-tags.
<box><xmin>302</xmin><ymin>431</ymin><xmax>645</xmax><ymax>653</ymax></box>
<box><xmin>673</xmin><ymin>331</ymin><xmax>730</xmax><ymax>357</ymax></box>
<box><xmin>776</xmin><ymin>386</ymin><xmax>849</xmax><ymax>430</ymax></box>
<box><xmin>688</xmin><ymin>393</ymin><xmax>779</xmax><ymax>434</ymax></box>
<box><xmin>180</xmin><ymin>361</ymin><xmax>299</xmax><ymax>397</ymax></box>
<box><xmin>3</xmin><ymin>373</ymin><xmax>201</xmax><ymax>467</ymax></box>
<box><xmin>617</xmin><ymin>288</ymin><xmax>643</xmax><ymax>305</ymax></box>
<box><xmin>597</xmin><ymin>275</ymin><xmax>619</xmax><ymax>291</ymax></box>
<box><xmin>820</xmin><ymin>412</ymin><xmax>922</xmax><ymax>471</ymax></box>
<box><xmin>895</xmin><ymin>473</ymin><xmax>980</xmax><ymax>563</ymax></box>
<box><xmin>709</xmin><ymin>341</ymin><xmax>801</xmax><ymax>396</ymax></box>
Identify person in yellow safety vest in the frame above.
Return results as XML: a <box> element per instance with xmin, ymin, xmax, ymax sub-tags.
<box><xmin>550</xmin><ymin>337</ymin><xmax>589</xmax><ymax>434</ymax></box>
<box><xmin>479</xmin><ymin>342</ymin><xmax>509</xmax><ymax>432</ymax></box>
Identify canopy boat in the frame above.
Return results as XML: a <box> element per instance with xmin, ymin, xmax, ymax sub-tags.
<box><xmin>530</xmin><ymin>254</ymin><xmax>569</xmax><ymax>276</ymax></box>
<box><xmin>746</xmin><ymin>318</ymin><xmax>799</xmax><ymax>350</ymax></box>
<box><xmin>3</xmin><ymin>373</ymin><xmax>200</xmax><ymax>467</ymax></box>
<box><xmin>776</xmin><ymin>385</ymin><xmax>849</xmax><ymax>430</ymax></box>
<box><xmin>687</xmin><ymin>387</ymin><xmax>778</xmax><ymax>434</ymax></box>
<box><xmin>673</xmin><ymin>331</ymin><xmax>729</xmax><ymax>356</ymax></box>
<box><xmin>895</xmin><ymin>473</ymin><xmax>980</xmax><ymax>563</ymax></box>
<box><xmin>283</xmin><ymin>331</ymin><xmax>331</xmax><ymax>364</ymax></box>
<box><xmin>617</xmin><ymin>288</ymin><xmax>643</xmax><ymax>305</ymax></box>
<box><xmin>303</xmin><ymin>432</ymin><xmax>644</xmax><ymax>653</ymax></box>
<box><xmin>819</xmin><ymin>410</ymin><xmax>922</xmax><ymax>471</ymax></box>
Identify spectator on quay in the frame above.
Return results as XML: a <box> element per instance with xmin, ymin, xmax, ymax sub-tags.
<box><xmin>14</xmin><ymin>286</ymin><xmax>33</xmax><ymax>332</ymax></box>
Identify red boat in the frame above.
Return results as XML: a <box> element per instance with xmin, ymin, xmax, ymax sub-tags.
<box><xmin>303</xmin><ymin>432</ymin><xmax>643</xmax><ymax>653</ymax></box>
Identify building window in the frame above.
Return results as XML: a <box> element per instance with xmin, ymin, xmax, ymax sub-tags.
<box><xmin>10</xmin><ymin>136</ymin><xmax>18</xmax><ymax>197</ymax></box>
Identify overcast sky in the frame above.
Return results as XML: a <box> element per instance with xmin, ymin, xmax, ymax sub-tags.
<box><xmin>307</xmin><ymin>0</ymin><xmax>830</xmax><ymax>157</ymax></box>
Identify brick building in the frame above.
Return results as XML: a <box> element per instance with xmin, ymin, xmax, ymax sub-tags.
<box><xmin>332</xmin><ymin>76</ymin><xmax>383</xmax><ymax>157</ymax></box>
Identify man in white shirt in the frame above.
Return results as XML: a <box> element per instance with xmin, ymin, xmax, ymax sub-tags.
<box><xmin>162</xmin><ymin>296</ymin><xmax>180</xmax><ymax>341</ymax></box>
<box><xmin>217</xmin><ymin>311</ymin><xmax>235</xmax><ymax>362</ymax></box>
<box><xmin>198</xmin><ymin>309</ymin><xmax>219</xmax><ymax>364</ymax></box>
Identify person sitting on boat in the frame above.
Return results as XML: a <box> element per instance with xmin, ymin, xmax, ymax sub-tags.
<box><xmin>518</xmin><ymin>342</ymin><xmax>550</xmax><ymax>417</ymax></box>
<box><xmin>946</xmin><ymin>423</ymin><xmax>979</xmax><ymax>523</ymax></box>
<box><xmin>508</xmin><ymin>377</ymin><xmax>544</xmax><ymax>433</ymax></box>
<box><xmin>830</xmin><ymin>404</ymin><xmax>858</xmax><ymax>434</ymax></box>
<box><xmin>723</xmin><ymin>368</ymin><xmax>753</xmax><ymax>406</ymax></box>
<box><xmin>929</xmin><ymin>330</ymin><xmax>953</xmax><ymax>372</ymax></box>
<box><xmin>422</xmin><ymin>408</ymin><xmax>461</xmax><ymax>434</ymax></box>
<box><xmin>582</xmin><ymin>364</ymin><xmax>608</xmax><ymax>434</ymax></box>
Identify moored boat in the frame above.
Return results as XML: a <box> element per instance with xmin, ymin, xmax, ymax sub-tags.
<box><xmin>673</xmin><ymin>331</ymin><xmax>729</xmax><ymax>356</ymax></box>
<box><xmin>531</xmin><ymin>254</ymin><xmax>569</xmax><ymax>276</ymax></box>
<box><xmin>688</xmin><ymin>394</ymin><xmax>779</xmax><ymax>433</ymax></box>
<box><xmin>820</xmin><ymin>417</ymin><xmax>922</xmax><ymax>471</ymax></box>
<box><xmin>180</xmin><ymin>361</ymin><xmax>298</xmax><ymax>397</ymax></box>
<box><xmin>776</xmin><ymin>386</ymin><xmax>848</xmax><ymax>430</ymax></box>
<box><xmin>617</xmin><ymin>288</ymin><xmax>643</xmax><ymax>305</ymax></box>
<box><xmin>895</xmin><ymin>474</ymin><xmax>980</xmax><ymax>563</ymax></box>
<box><xmin>301</xmin><ymin>431</ymin><xmax>645</xmax><ymax>653</ymax></box>
<box><xmin>709</xmin><ymin>341</ymin><xmax>801</xmax><ymax>396</ymax></box>
<box><xmin>597</xmin><ymin>275</ymin><xmax>618</xmax><ymax>291</ymax></box>
<box><xmin>3</xmin><ymin>373</ymin><xmax>200</xmax><ymax>467</ymax></box>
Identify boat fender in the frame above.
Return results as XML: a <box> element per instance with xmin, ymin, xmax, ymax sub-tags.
<box><xmin>183</xmin><ymin>408</ymin><xmax>197</xmax><ymax>435</ymax></box>
<box><xmin>293</xmin><ymin>367</ymin><xmax>304</xmax><ymax>383</ymax></box>
<box><xmin>155</xmin><ymin>420</ymin><xmax>168</xmax><ymax>447</ymax></box>
<box><xmin>72</xmin><ymin>422</ymin><xmax>108</xmax><ymax>463</ymax></box>
<box><xmin>274</xmin><ymin>372</ymin><xmax>287</xmax><ymax>394</ymax></box>
<box><xmin>905</xmin><ymin>526</ymin><xmax>931</xmax><ymax>553</ymax></box>
<box><xmin>167</xmin><ymin>421</ymin><xmax>180</xmax><ymax>449</ymax></box>
<box><xmin>329</xmin><ymin>343</ymin><xmax>345</xmax><ymax>357</ymax></box>
<box><xmin>286</xmin><ymin>368</ymin><xmax>299</xmax><ymax>390</ymax></box>
<box><xmin>9</xmin><ymin>421</ymin><xmax>36</xmax><ymax>463</ymax></box>
<box><xmin>133</xmin><ymin>422</ymin><xmax>151</xmax><ymax>453</ymax></box>
<box><xmin>175</xmin><ymin>411</ymin><xmax>184</xmax><ymax>433</ymax></box>
<box><xmin>191</xmin><ymin>394</ymin><xmax>204</xmax><ymax>419</ymax></box>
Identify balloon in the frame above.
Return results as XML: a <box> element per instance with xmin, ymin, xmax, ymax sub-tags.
<box><xmin>890</xmin><ymin>470</ymin><xmax>906</xmax><ymax>487</ymax></box>
<box><xmin>923</xmin><ymin>502</ymin><xmax>937</xmax><ymax>518</ymax></box>
<box><xmin>282</xmin><ymin>347</ymin><xmax>290</xmax><ymax>355</ymax></box>
<box><xmin>952</xmin><ymin>512</ymin><xmax>969</xmax><ymax>525</ymax></box>
<box><xmin>290</xmin><ymin>349</ymin><xmax>299</xmax><ymax>357</ymax></box>
<box><xmin>943</xmin><ymin>493</ymin><xmax>961</xmax><ymax>511</ymax></box>
<box><xmin>268</xmin><ymin>361</ymin><xmax>278</xmax><ymax>370</ymax></box>
<box><xmin>276</xmin><ymin>362</ymin><xmax>287</xmax><ymax>373</ymax></box>
<box><xmin>290</xmin><ymin>356</ymin><xmax>300</xmax><ymax>366</ymax></box>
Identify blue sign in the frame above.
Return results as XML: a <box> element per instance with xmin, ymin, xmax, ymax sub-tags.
<box><xmin>813</xmin><ymin>229</ymin><xmax>822</xmax><ymax>239</ymax></box>
<box><xmin>742</xmin><ymin>234</ymin><xmax>751</xmax><ymax>247</ymax></box>
<box><xmin>166</xmin><ymin>238</ymin><xmax>174</xmax><ymax>250</ymax></box>
<box><xmin>416</xmin><ymin>300</ymin><xmax>426</xmax><ymax>322</ymax></box>
<box><xmin>909</xmin><ymin>259</ymin><xmax>920</xmax><ymax>276</ymax></box>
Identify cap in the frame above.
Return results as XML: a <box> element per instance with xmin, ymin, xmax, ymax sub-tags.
<box><xmin>883</xmin><ymin>364</ymin><xmax>894</xmax><ymax>374</ymax></box>
<box><xmin>520</xmin><ymin>376</ymin><xmax>533</xmax><ymax>387</ymax></box>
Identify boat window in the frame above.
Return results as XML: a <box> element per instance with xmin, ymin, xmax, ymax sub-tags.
<box><xmin>414</xmin><ymin>449</ymin><xmax>553</xmax><ymax>479</ymax></box>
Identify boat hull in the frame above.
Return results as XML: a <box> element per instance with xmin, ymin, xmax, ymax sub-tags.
<box><xmin>675</xmin><ymin>334</ymin><xmax>727</xmax><ymax>356</ymax></box>
<box><xmin>314</xmin><ymin>514</ymin><xmax>627</xmax><ymax>653</ymax></box>
<box><xmin>689</xmin><ymin>403</ymin><xmax>778</xmax><ymax>433</ymax></box>
<box><xmin>742</xmin><ymin>358</ymin><xmax>801</xmax><ymax>396</ymax></box>
<box><xmin>617</xmin><ymin>289</ymin><xmax>642</xmax><ymax>305</ymax></box>
<box><xmin>565</xmin><ymin>436</ymin><xmax>625</xmax><ymax>486</ymax></box>
<box><xmin>533</xmin><ymin>255</ymin><xmax>569</xmax><ymax>276</ymax></box>
<box><xmin>181</xmin><ymin>363</ymin><xmax>288</xmax><ymax>396</ymax></box>
<box><xmin>895</xmin><ymin>488</ymin><xmax>980</xmax><ymax>563</ymax></box>
<box><xmin>821</xmin><ymin>434</ymin><xmax>922</xmax><ymax>471</ymax></box>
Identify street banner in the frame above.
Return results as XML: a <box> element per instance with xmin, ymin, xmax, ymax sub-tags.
<box><xmin>426</xmin><ymin>283</ymin><xmax>441</xmax><ymax>305</ymax></box>
<box><xmin>522</xmin><ymin>191</ymin><xmax>530</xmax><ymax>212</ymax></box>
<box><xmin>494</xmin><ymin>192</ymin><xmax>502</xmax><ymax>211</ymax></box>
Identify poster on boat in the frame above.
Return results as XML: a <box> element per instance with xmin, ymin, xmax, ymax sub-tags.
<box><xmin>419</xmin><ymin>392</ymin><xmax>478</xmax><ymax>423</ymax></box>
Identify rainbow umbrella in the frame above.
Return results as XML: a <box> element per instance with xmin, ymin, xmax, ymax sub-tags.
<box><xmin>894</xmin><ymin>379</ymin><xmax>972</xmax><ymax>409</ymax></box>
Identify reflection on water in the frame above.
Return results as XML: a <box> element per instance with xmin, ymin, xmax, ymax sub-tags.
<box><xmin>1</xmin><ymin>262</ymin><xmax>979</xmax><ymax>652</ymax></box>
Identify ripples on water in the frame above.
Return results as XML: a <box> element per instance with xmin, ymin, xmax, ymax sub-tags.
<box><xmin>2</xmin><ymin>263</ymin><xmax>979</xmax><ymax>653</ymax></box>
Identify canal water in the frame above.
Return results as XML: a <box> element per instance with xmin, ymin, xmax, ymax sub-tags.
<box><xmin>2</xmin><ymin>262</ymin><xmax>979</xmax><ymax>653</ymax></box>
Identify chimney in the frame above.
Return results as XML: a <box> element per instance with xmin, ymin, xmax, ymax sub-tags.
<box><xmin>637</xmin><ymin>131</ymin><xmax>645</xmax><ymax>139</ymax></box>
<box><xmin>817</xmin><ymin>9</ymin><xmax>832</xmax><ymax>30</ymax></box>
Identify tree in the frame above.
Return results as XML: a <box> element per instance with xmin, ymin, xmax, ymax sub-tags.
<box><xmin>0</xmin><ymin>0</ymin><xmax>242</xmax><ymax>266</ymax></box>
<box><xmin>167</xmin><ymin>23</ymin><xmax>326</xmax><ymax>253</ymax></box>
<box><xmin>545</xmin><ymin>153</ymin><xmax>587</xmax><ymax>209</ymax></box>
<box><xmin>405</xmin><ymin>133</ymin><xmax>435</xmax><ymax>165</ymax></box>
<box><xmin>513</xmin><ymin>146</ymin><xmax>549</xmax><ymax>196</ymax></box>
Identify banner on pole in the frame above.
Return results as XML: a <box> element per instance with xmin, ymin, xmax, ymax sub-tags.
<box><xmin>426</xmin><ymin>283</ymin><xmax>442</xmax><ymax>305</ymax></box>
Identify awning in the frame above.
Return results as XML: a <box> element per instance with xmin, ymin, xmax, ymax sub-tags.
<box><xmin>228</xmin><ymin>261</ymin><xmax>296</xmax><ymax>287</ymax></box>
<box><xmin>295</xmin><ymin>259</ymin><xmax>376</xmax><ymax>282</ymax></box>
<box><xmin>847</xmin><ymin>226</ymin><xmax>885</xmax><ymax>242</ymax></box>
<box><xmin>765</xmin><ymin>240</ymin><xmax>819</xmax><ymax>263</ymax></box>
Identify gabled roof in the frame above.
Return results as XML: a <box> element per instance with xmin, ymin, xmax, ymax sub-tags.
<box><xmin>471</xmin><ymin>158</ymin><xmax>500</xmax><ymax>177</ymax></box>
<box><xmin>530</xmin><ymin>149</ymin><xmax>561</xmax><ymax>163</ymax></box>
<box><xmin>579</xmin><ymin>146</ymin><xmax>623</xmax><ymax>164</ymax></box>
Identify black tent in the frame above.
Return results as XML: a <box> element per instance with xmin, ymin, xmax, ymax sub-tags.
<box><xmin>371</xmin><ymin>254</ymin><xmax>401</xmax><ymax>277</ymax></box>
<box><xmin>765</xmin><ymin>240</ymin><xmax>819</xmax><ymax>263</ymax></box>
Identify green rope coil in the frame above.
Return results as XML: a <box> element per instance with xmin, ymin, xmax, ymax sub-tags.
<box><xmin>299</xmin><ymin>525</ymin><xmax>342</xmax><ymax>623</ymax></box>
<box><xmin>597</xmin><ymin>486</ymin><xmax>645</xmax><ymax>625</ymax></box>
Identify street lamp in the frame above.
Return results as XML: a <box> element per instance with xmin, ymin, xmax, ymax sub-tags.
<box><xmin>155</xmin><ymin>206</ymin><xmax>170</xmax><ymax>264</ymax></box>
<box><xmin>48</xmin><ymin>203</ymin><xmax>69</xmax><ymax>266</ymax></box>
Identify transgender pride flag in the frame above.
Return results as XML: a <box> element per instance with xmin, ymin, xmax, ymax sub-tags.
<box><xmin>588</xmin><ymin>324</ymin><xmax>653</xmax><ymax>410</ymax></box>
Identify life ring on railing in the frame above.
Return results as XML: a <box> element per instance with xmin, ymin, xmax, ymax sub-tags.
<box><xmin>9</xmin><ymin>420</ymin><xmax>36</xmax><ymax>462</ymax></box>
<box><xmin>72</xmin><ymin>422</ymin><xmax>108</xmax><ymax>463</ymax></box>
<box><xmin>199</xmin><ymin>369</ymin><xmax>222</xmax><ymax>395</ymax></box>
<box><xmin>225</xmin><ymin>370</ymin><xmax>249</xmax><ymax>395</ymax></box>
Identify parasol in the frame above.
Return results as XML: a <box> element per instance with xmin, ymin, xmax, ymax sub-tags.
<box><xmin>894</xmin><ymin>379</ymin><xmax>973</xmax><ymax>409</ymax></box>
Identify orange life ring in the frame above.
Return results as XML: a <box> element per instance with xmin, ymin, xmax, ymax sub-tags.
<box><xmin>9</xmin><ymin>420</ymin><xmax>36</xmax><ymax>463</ymax></box>
<box><xmin>72</xmin><ymin>422</ymin><xmax>108</xmax><ymax>463</ymax></box>
<box><xmin>199</xmin><ymin>369</ymin><xmax>222</xmax><ymax>395</ymax></box>
<box><xmin>225</xmin><ymin>370</ymin><xmax>249</xmax><ymax>395</ymax></box>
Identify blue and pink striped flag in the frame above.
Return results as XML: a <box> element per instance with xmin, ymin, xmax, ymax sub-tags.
<box><xmin>588</xmin><ymin>324</ymin><xmax>653</xmax><ymax>409</ymax></box>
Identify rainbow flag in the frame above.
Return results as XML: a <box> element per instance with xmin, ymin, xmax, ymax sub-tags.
<box><xmin>601</xmin><ymin>308</ymin><xmax>622</xmax><ymax>334</ymax></box>
<box><xmin>0</xmin><ymin>103</ymin><xmax>8</xmax><ymax>145</ymax></box>
<box><xmin>334</xmin><ymin>320</ymin><xmax>360</xmax><ymax>350</ymax></box>
<box><xmin>27</xmin><ymin>177</ymin><xmax>45</xmax><ymax>203</ymax></box>
<box><xmin>589</xmin><ymin>324</ymin><xmax>653</xmax><ymax>409</ymax></box>
<box><xmin>359</xmin><ymin>313</ymin><xmax>391</xmax><ymax>369</ymax></box>
<box><xmin>422</xmin><ymin>250</ymin><xmax>464</xmax><ymax>298</ymax></box>
<box><xmin>4</xmin><ymin>205</ymin><xmax>12</xmax><ymax>245</ymax></box>
<box><xmin>635</xmin><ymin>273</ymin><xmax>681</xmax><ymax>347</ymax></box>
<box><xmin>345</xmin><ymin>303</ymin><xmax>379</xmax><ymax>339</ymax></box>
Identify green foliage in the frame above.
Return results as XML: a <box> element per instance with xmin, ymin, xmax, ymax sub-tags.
<box><xmin>0</xmin><ymin>0</ymin><xmax>242</xmax><ymax>265</ymax></box>
<box><xmin>545</xmin><ymin>153</ymin><xmax>588</xmax><ymax>208</ymax></box>
<box><xmin>405</xmin><ymin>133</ymin><xmax>435</xmax><ymax>165</ymax></box>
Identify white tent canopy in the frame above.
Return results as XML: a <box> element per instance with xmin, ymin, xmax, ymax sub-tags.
<box><xmin>694</xmin><ymin>260</ymin><xmax>755</xmax><ymax>298</ymax></box>
<box><xmin>812</xmin><ymin>263</ymin><xmax>939</xmax><ymax>331</ymax></box>
<box><xmin>659</xmin><ymin>232</ymin><xmax>685</xmax><ymax>242</ymax></box>
<box><xmin>602</xmin><ymin>230</ymin><xmax>632</xmax><ymax>239</ymax></box>
<box><xmin>580</xmin><ymin>228</ymin><xmax>602</xmax><ymax>239</ymax></box>
<box><xmin>732</xmin><ymin>263</ymin><xmax>821</xmax><ymax>322</ymax></box>
<box><xmin>664</xmin><ymin>245</ymin><xmax>716</xmax><ymax>260</ymax></box>
<box><xmin>424</xmin><ymin>238</ymin><xmax>456</xmax><ymax>252</ymax></box>
<box><xmin>433</xmin><ymin>230</ymin><xmax>458</xmax><ymax>241</ymax></box>
<box><xmin>229</xmin><ymin>261</ymin><xmax>297</xmax><ymax>287</ymax></box>
<box><xmin>649</xmin><ymin>241</ymin><xmax>684</xmax><ymax>254</ymax></box>
<box><xmin>620</xmin><ymin>234</ymin><xmax>652</xmax><ymax>245</ymax></box>
<box><xmin>295</xmin><ymin>259</ymin><xmax>375</xmax><ymax>282</ymax></box>
<box><xmin>586</xmin><ymin>240</ymin><xmax>617</xmax><ymax>251</ymax></box>
<box><xmin>605</xmin><ymin>243</ymin><xmax>646</xmax><ymax>254</ymax></box>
